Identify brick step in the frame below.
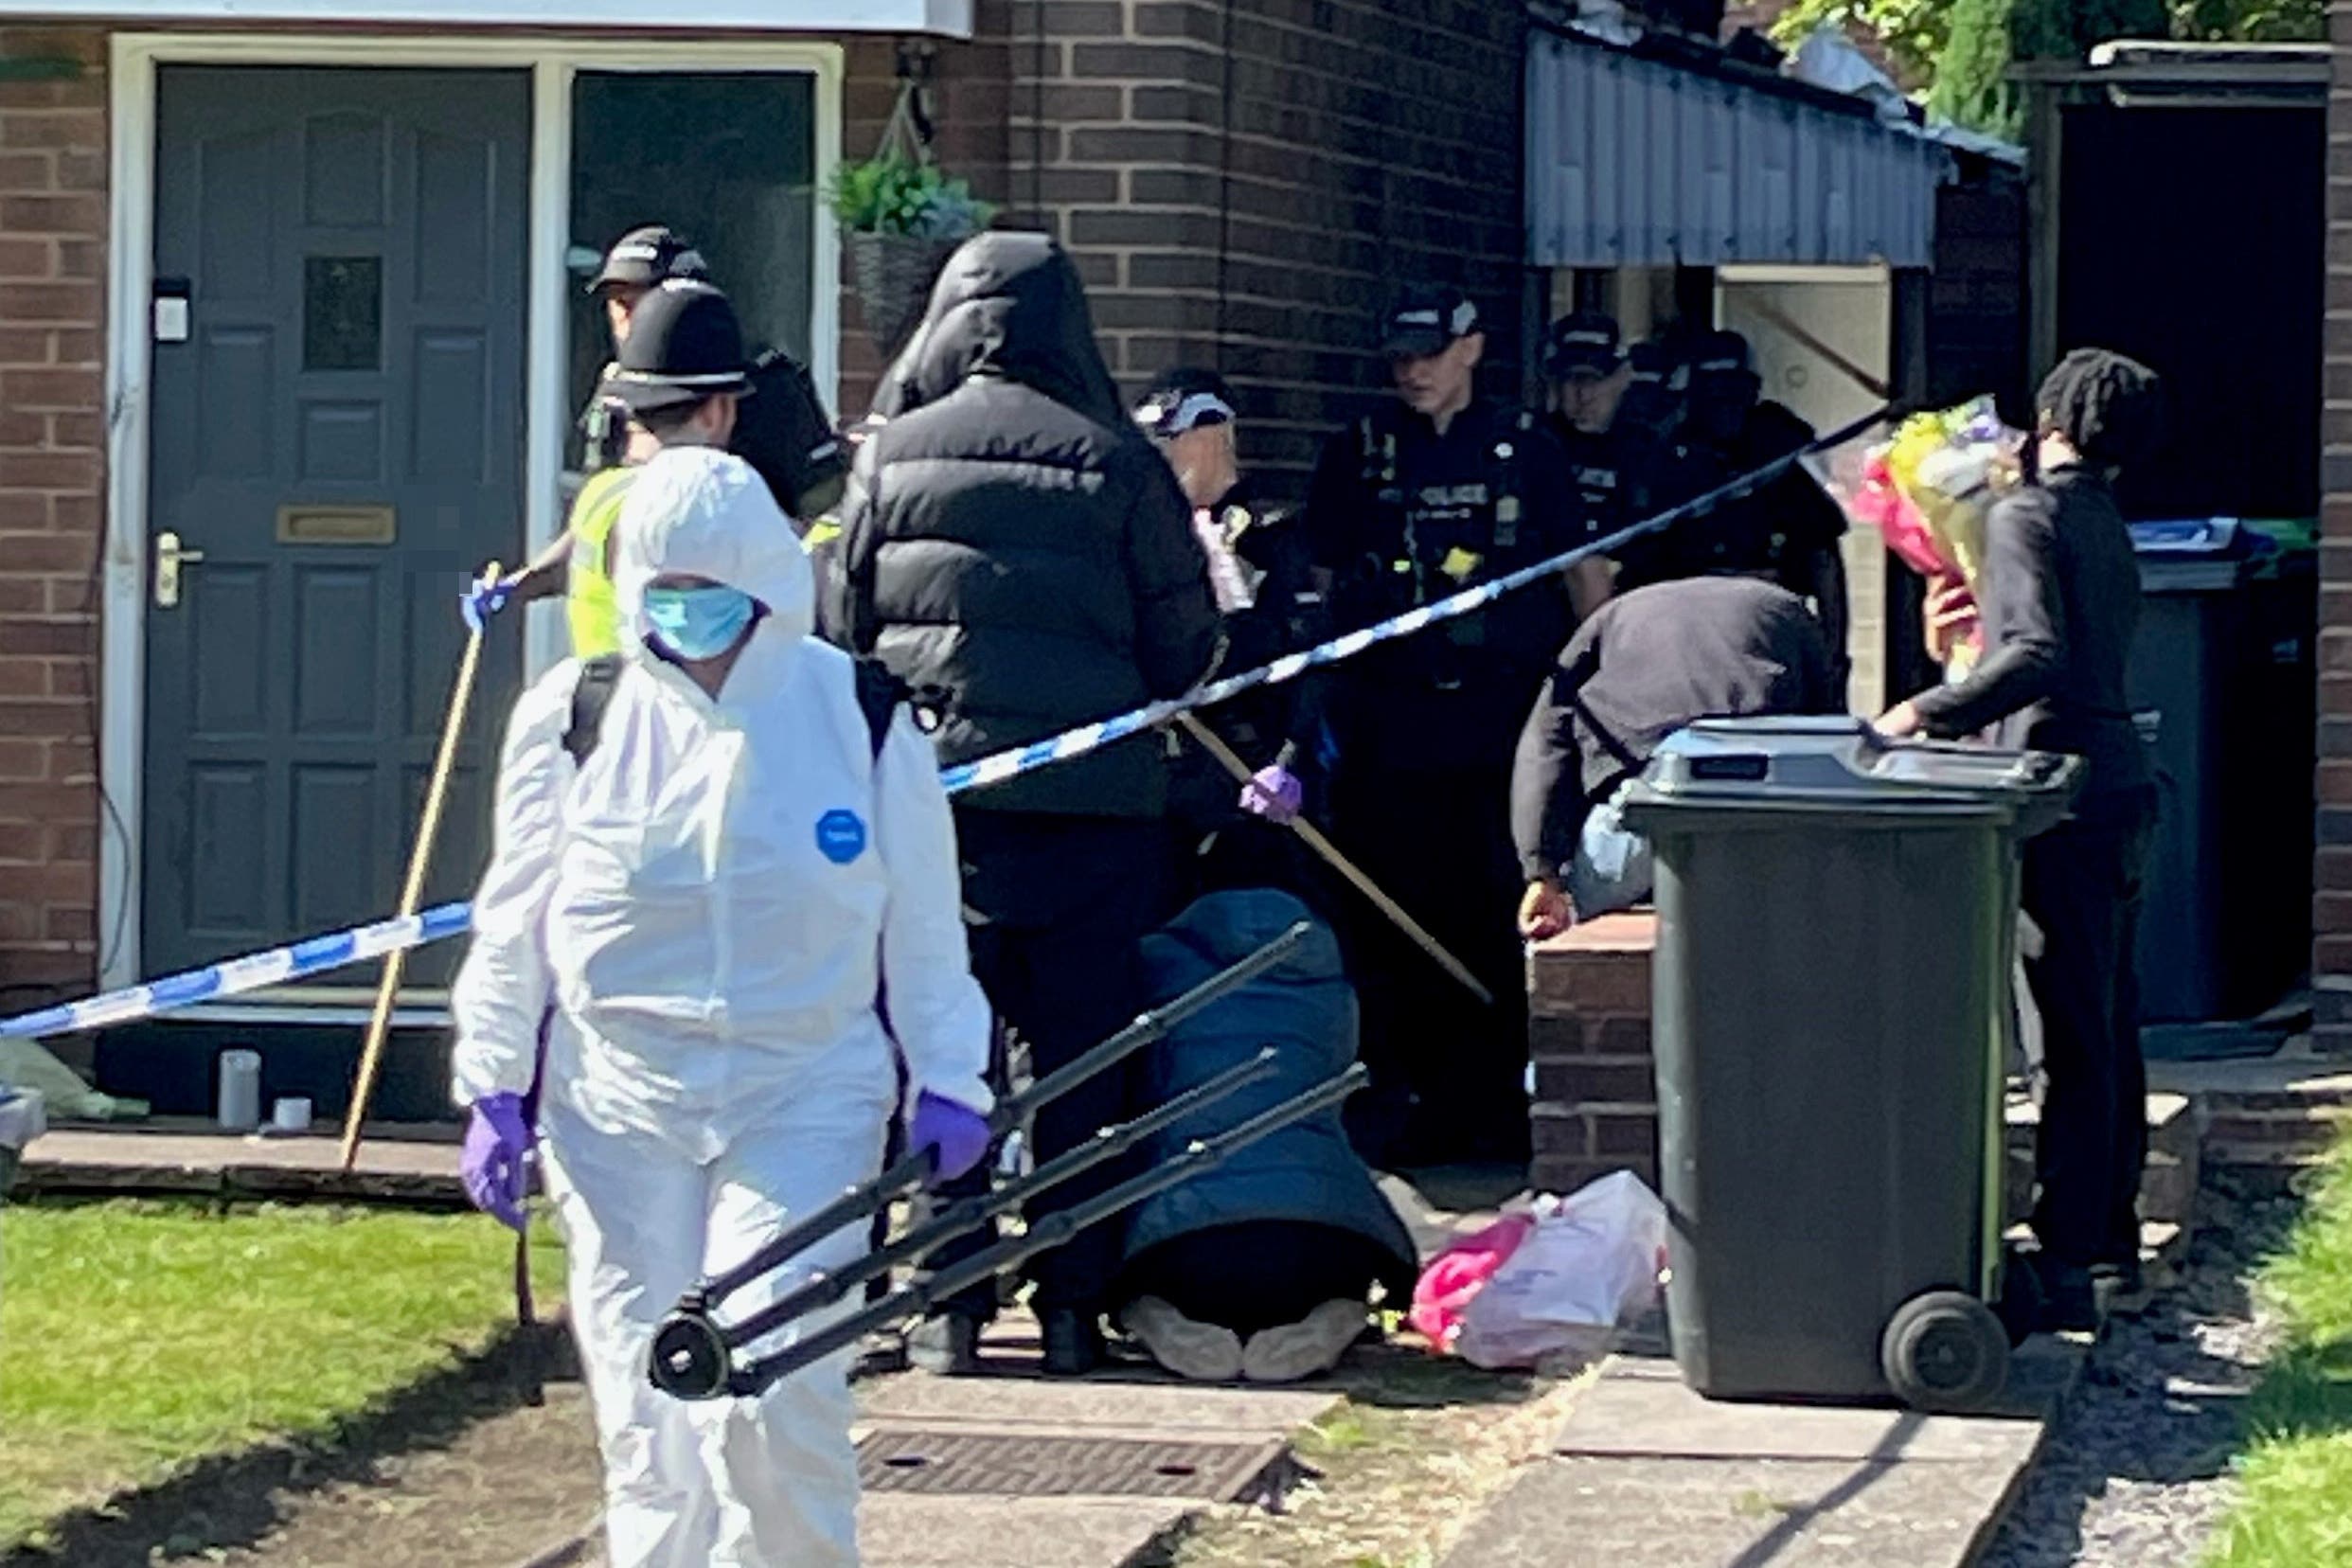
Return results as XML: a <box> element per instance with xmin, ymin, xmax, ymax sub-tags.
<box><xmin>2198</xmin><ymin>1094</ymin><xmax>2350</xmax><ymax>1167</ymax></box>
<box><xmin>2005</xmin><ymin>1092</ymin><xmax>2199</xmax><ymax>1229</ymax></box>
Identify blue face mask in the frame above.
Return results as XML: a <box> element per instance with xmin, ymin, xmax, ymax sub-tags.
<box><xmin>642</xmin><ymin>584</ymin><xmax>757</xmax><ymax>661</ymax></box>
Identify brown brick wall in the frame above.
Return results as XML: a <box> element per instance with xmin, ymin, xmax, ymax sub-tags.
<box><xmin>835</xmin><ymin>0</ymin><xmax>1529</xmax><ymax>485</ymax></box>
<box><xmin>0</xmin><ymin>27</ymin><xmax>105</xmax><ymax>995</ymax></box>
<box><xmin>2321</xmin><ymin>2</ymin><xmax>2352</xmax><ymax>1050</ymax></box>
<box><xmin>1527</xmin><ymin>915</ymin><xmax>1659</xmax><ymax>1194</ymax></box>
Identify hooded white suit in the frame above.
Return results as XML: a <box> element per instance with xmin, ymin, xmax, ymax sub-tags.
<box><xmin>453</xmin><ymin>446</ymin><xmax>991</xmax><ymax>1568</ymax></box>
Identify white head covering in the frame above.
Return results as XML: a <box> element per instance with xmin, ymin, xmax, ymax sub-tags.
<box><xmin>610</xmin><ymin>446</ymin><xmax>813</xmax><ymax>657</ymax></box>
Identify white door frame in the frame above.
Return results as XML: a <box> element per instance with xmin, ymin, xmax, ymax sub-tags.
<box><xmin>102</xmin><ymin>31</ymin><xmax>845</xmax><ymax>989</ymax></box>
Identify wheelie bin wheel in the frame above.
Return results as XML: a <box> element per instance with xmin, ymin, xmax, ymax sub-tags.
<box><xmin>1880</xmin><ymin>1291</ymin><xmax>2010</xmax><ymax>1413</ymax></box>
<box><xmin>1995</xmin><ymin>1251</ymin><xmax>2046</xmax><ymax>1347</ymax></box>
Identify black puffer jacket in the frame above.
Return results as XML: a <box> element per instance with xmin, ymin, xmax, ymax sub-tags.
<box><xmin>829</xmin><ymin>233</ymin><xmax>1219</xmax><ymax>817</ymax></box>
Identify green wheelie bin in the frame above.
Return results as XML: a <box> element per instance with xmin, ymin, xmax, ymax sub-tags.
<box><xmin>1620</xmin><ymin>717</ymin><xmax>2079</xmax><ymax>1413</ymax></box>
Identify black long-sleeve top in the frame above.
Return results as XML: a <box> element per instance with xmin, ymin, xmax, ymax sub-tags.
<box><xmin>1910</xmin><ymin>468</ymin><xmax>2151</xmax><ymax>800</ymax></box>
<box><xmin>1510</xmin><ymin>576</ymin><xmax>1840</xmax><ymax>881</ymax></box>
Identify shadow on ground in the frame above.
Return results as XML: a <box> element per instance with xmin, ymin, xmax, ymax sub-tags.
<box><xmin>1</xmin><ymin>1321</ymin><xmax>579</xmax><ymax>1568</ymax></box>
<box><xmin>1977</xmin><ymin>1172</ymin><xmax>2310</xmax><ymax>1568</ymax></box>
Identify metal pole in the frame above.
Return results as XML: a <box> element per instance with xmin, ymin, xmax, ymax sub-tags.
<box><xmin>676</xmin><ymin>922</ymin><xmax>1310</xmax><ymax>1315</ymax></box>
<box><xmin>658</xmin><ymin>1048</ymin><xmax>1282</xmax><ymax>1389</ymax></box>
<box><xmin>711</xmin><ymin>1064</ymin><xmax>1369</xmax><ymax>1398</ymax></box>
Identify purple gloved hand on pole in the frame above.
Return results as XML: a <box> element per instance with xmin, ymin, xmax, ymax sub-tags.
<box><xmin>461</xmin><ymin>1091</ymin><xmax>533</xmax><ymax>1232</ymax></box>
<box><xmin>908</xmin><ymin>1089</ymin><xmax>991</xmax><ymax>1185</ymax></box>
<box><xmin>1239</xmin><ymin>763</ymin><xmax>1304</xmax><ymax>826</ymax></box>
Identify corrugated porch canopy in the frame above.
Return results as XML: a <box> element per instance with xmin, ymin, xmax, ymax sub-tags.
<box><xmin>1526</xmin><ymin>28</ymin><xmax>1951</xmax><ymax>270</ymax></box>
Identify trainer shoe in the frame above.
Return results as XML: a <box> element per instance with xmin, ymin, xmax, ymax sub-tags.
<box><xmin>1123</xmin><ymin>1295</ymin><xmax>1244</xmax><ymax>1382</ymax></box>
<box><xmin>1241</xmin><ymin>1299</ymin><xmax>1368</xmax><ymax>1383</ymax></box>
<box><xmin>906</xmin><ymin>1310</ymin><xmax>984</xmax><ymax>1377</ymax></box>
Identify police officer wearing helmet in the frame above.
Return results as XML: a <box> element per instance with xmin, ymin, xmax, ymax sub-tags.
<box><xmin>1301</xmin><ymin>284</ymin><xmax>1595</xmax><ymax>1169</ymax></box>
<box><xmin>466</xmin><ymin>228</ymin><xmax>846</xmax><ymax>644</ymax></box>
<box><xmin>583</xmin><ymin>224</ymin><xmax>846</xmax><ymax>524</ymax></box>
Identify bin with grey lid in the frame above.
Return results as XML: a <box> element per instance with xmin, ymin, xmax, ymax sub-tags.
<box><xmin>1620</xmin><ymin>717</ymin><xmax>2080</xmax><ymax>1413</ymax></box>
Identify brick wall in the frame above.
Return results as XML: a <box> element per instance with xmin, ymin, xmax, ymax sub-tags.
<box><xmin>0</xmin><ymin>27</ymin><xmax>105</xmax><ymax>996</ymax></box>
<box><xmin>1527</xmin><ymin>915</ymin><xmax>1659</xmax><ymax>1194</ymax></box>
<box><xmin>836</xmin><ymin>0</ymin><xmax>1529</xmax><ymax>486</ymax></box>
<box><xmin>2320</xmin><ymin>3</ymin><xmax>2352</xmax><ymax>1052</ymax></box>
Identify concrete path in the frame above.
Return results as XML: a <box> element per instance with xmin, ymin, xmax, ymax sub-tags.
<box><xmin>509</xmin><ymin>1315</ymin><xmax>1341</xmax><ymax>1568</ymax></box>
<box><xmin>1441</xmin><ymin>1342</ymin><xmax>2084</xmax><ymax>1568</ymax></box>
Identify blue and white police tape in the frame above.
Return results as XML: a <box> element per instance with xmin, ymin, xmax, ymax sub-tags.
<box><xmin>0</xmin><ymin>902</ymin><xmax>473</xmax><ymax>1039</ymax></box>
<box><xmin>935</xmin><ymin>403</ymin><xmax>1890</xmax><ymax>793</ymax></box>
<box><xmin>0</xmin><ymin>405</ymin><xmax>1890</xmax><ymax>1042</ymax></box>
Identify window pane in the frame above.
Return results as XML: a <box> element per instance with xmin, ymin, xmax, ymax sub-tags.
<box><xmin>568</xmin><ymin>71</ymin><xmax>818</xmax><ymax>468</ymax></box>
<box><xmin>303</xmin><ymin>255</ymin><xmax>383</xmax><ymax>372</ymax></box>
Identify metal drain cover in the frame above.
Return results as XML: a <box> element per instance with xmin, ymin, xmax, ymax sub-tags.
<box><xmin>856</xmin><ymin>1428</ymin><xmax>1283</xmax><ymax>1500</ymax></box>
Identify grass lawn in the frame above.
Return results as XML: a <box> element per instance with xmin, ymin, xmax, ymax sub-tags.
<box><xmin>0</xmin><ymin>1197</ymin><xmax>562</xmax><ymax>1555</ymax></box>
<box><xmin>2202</xmin><ymin>1134</ymin><xmax>2352</xmax><ymax>1568</ymax></box>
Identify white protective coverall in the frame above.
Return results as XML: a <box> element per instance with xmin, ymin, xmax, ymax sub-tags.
<box><xmin>452</xmin><ymin>446</ymin><xmax>993</xmax><ymax>1568</ymax></box>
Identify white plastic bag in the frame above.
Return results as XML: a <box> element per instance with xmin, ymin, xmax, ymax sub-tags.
<box><xmin>1456</xmin><ymin>1170</ymin><xmax>1668</xmax><ymax>1370</ymax></box>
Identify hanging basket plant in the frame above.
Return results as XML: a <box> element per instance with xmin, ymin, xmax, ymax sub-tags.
<box><xmin>831</xmin><ymin>78</ymin><xmax>995</xmax><ymax>360</ymax></box>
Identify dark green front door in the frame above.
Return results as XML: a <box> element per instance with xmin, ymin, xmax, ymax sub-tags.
<box><xmin>143</xmin><ymin>66</ymin><xmax>529</xmax><ymax>981</ymax></box>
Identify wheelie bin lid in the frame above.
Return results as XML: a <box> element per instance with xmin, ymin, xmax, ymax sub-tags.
<box><xmin>1622</xmin><ymin>717</ymin><xmax>2082</xmax><ymax>832</ymax></box>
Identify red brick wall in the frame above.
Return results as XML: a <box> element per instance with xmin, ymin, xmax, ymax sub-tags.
<box><xmin>2321</xmin><ymin>3</ymin><xmax>2352</xmax><ymax>1052</ymax></box>
<box><xmin>834</xmin><ymin>0</ymin><xmax>1530</xmax><ymax>485</ymax></box>
<box><xmin>0</xmin><ymin>27</ymin><xmax>105</xmax><ymax>995</ymax></box>
<box><xmin>1527</xmin><ymin>915</ymin><xmax>1659</xmax><ymax>1194</ymax></box>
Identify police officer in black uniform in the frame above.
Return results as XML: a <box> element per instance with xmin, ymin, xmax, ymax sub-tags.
<box><xmin>1135</xmin><ymin>368</ymin><xmax>1331</xmax><ymax>911</ymax></box>
<box><xmin>1617</xmin><ymin>335</ymin><xmax>1685</xmax><ymax>443</ymax></box>
<box><xmin>1614</xmin><ymin>329</ymin><xmax>1851</xmax><ymax>690</ymax></box>
<box><xmin>1302</xmin><ymin>284</ymin><xmax>1595</xmax><ymax>1170</ymax></box>
<box><xmin>1542</xmin><ymin>312</ymin><xmax>1680</xmax><ymax>561</ymax></box>
<box><xmin>582</xmin><ymin>224</ymin><xmax>847</xmax><ymax>526</ymax></box>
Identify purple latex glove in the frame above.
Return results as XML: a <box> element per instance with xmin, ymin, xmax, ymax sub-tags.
<box><xmin>461</xmin><ymin>1091</ymin><xmax>533</xmax><ymax>1232</ymax></box>
<box><xmin>908</xmin><ymin>1090</ymin><xmax>991</xmax><ymax>1185</ymax></box>
<box><xmin>460</xmin><ymin>573</ymin><xmax>516</xmax><ymax>635</ymax></box>
<box><xmin>1239</xmin><ymin>763</ymin><xmax>1304</xmax><ymax>825</ymax></box>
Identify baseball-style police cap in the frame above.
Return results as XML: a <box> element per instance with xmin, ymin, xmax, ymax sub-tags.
<box><xmin>1133</xmin><ymin>366</ymin><xmax>1237</xmax><ymax>438</ymax></box>
<box><xmin>600</xmin><ymin>279</ymin><xmax>754</xmax><ymax>413</ymax></box>
<box><xmin>1381</xmin><ymin>283</ymin><xmax>1481</xmax><ymax>360</ymax></box>
<box><xmin>1628</xmin><ymin>338</ymin><xmax>1678</xmax><ymax>385</ymax></box>
<box><xmin>589</xmin><ymin>224</ymin><xmax>712</xmax><ymax>295</ymax></box>
<box><xmin>1690</xmin><ymin>330</ymin><xmax>1755</xmax><ymax>380</ymax></box>
<box><xmin>1543</xmin><ymin>312</ymin><xmax>1624</xmax><ymax>381</ymax></box>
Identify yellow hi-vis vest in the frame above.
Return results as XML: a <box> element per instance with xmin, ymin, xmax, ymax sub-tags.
<box><xmin>564</xmin><ymin>467</ymin><xmax>637</xmax><ymax>659</ymax></box>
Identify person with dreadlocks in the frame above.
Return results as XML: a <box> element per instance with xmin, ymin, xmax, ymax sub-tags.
<box><xmin>1880</xmin><ymin>348</ymin><xmax>2164</xmax><ymax>1330</ymax></box>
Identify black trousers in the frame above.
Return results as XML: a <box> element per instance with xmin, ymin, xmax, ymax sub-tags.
<box><xmin>1326</xmin><ymin>765</ymin><xmax>1530</xmax><ymax>1165</ymax></box>
<box><xmin>2022</xmin><ymin>787</ymin><xmax>2157</xmax><ymax>1267</ymax></box>
<box><xmin>926</xmin><ymin>811</ymin><xmax>1169</xmax><ymax>1318</ymax></box>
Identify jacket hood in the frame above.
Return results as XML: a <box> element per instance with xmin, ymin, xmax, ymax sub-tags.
<box><xmin>613</xmin><ymin>446</ymin><xmax>814</xmax><ymax>655</ymax></box>
<box><xmin>874</xmin><ymin>232</ymin><xmax>1126</xmax><ymax>428</ymax></box>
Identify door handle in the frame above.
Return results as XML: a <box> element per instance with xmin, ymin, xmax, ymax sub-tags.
<box><xmin>153</xmin><ymin>530</ymin><xmax>205</xmax><ymax>609</ymax></box>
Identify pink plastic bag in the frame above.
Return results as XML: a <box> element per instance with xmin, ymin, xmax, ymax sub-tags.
<box><xmin>1409</xmin><ymin>1212</ymin><xmax>1535</xmax><ymax>1350</ymax></box>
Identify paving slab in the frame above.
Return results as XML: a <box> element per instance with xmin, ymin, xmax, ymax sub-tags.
<box><xmin>857</xmin><ymin>1372</ymin><xmax>1338</xmax><ymax>1440</ymax></box>
<box><xmin>1557</xmin><ymin>1340</ymin><xmax>2081</xmax><ymax>1467</ymax></box>
<box><xmin>1439</xmin><ymin>1453</ymin><xmax>2022</xmax><ymax>1568</ymax></box>
<box><xmin>19</xmin><ymin>1121</ymin><xmax>462</xmax><ymax>1202</ymax></box>
<box><xmin>860</xmin><ymin>1495</ymin><xmax>1197</xmax><ymax>1568</ymax></box>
